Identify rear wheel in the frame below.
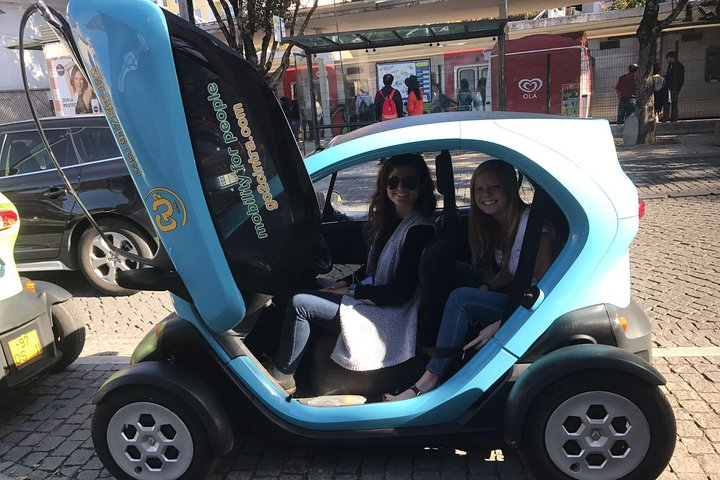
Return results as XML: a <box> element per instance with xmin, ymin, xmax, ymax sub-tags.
<box><xmin>92</xmin><ymin>386</ymin><xmax>216</xmax><ymax>480</ymax></box>
<box><xmin>50</xmin><ymin>301</ymin><xmax>85</xmax><ymax>372</ymax></box>
<box><xmin>518</xmin><ymin>371</ymin><xmax>676</xmax><ymax>480</ymax></box>
<box><xmin>78</xmin><ymin>219</ymin><xmax>153</xmax><ymax>295</ymax></box>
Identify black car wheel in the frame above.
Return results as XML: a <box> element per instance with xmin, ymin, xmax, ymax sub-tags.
<box><xmin>92</xmin><ymin>386</ymin><xmax>216</xmax><ymax>480</ymax></box>
<box><xmin>78</xmin><ymin>219</ymin><xmax>153</xmax><ymax>295</ymax></box>
<box><xmin>50</xmin><ymin>301</ymin><xmax>86</xmax><ymax>372</ymax></box>
<box><xmin>519</xmin><ymin>371</ymin><xmax>676</xmax><ymax>480</ymax></box>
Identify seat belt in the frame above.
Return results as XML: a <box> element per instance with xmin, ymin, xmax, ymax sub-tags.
<box><xmin>501</xmin><ymin>185</ymin><xmax>552</xmax><ymax>324</ymax></box>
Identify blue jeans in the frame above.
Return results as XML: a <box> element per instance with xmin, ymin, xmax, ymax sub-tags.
<box><xmin>274</xmin><ymin>291</ymin><xmax>342</xmax><ymax>375</ymax></box>
<box><xmin>426</xmin><ymin>287</ymin><xmax>507</xmax><ymax>378</ymax></box>
<box><xmin>617</xmin><ymin>97</ymin><xmax>635</xmax><ymax>124</ymax></box>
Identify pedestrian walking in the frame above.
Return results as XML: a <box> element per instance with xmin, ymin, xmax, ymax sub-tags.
<box><xmin>615</xmin><ymin>63</ymin><xmax>638</xmax><ymax>125</ymax></box>
<box><xmin>652</xmin><ymin>63</ymin><xmax>669</xmax><ymax>122</ymax></box>
<box><xmin>663</xmin><ymin>51</ymin><xmax>685</xmax><ymax>122</ymax></box>
<box><xmin>375</xmin><ymin>73</ymin><xmax>404</xmax><ymax>121</ymax></box>
<box><xmin>355</xmin><ymin>85</ymin><xmax>373</xmax><ymax>122</ymax></box>
<box><xmin>405</xmin><ymin>75</ymin><xmax>424</xmax><ymax>116</ymax></box>
<box><xmin>456</xmin><ymin>79</ymin><xmax>473</xmax><ymax>111</ymax></box>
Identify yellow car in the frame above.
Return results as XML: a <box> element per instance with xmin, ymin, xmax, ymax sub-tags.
<box><xmin>0</xmin><ymin>191</ymin><xmax>85</xmax><ymax>392</ymax></box>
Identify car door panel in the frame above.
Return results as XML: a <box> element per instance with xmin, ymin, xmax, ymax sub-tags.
<box><xmin>0</xmin><ymin>129</ymin><xmax>79</xmax><ymax>262</ymax></box>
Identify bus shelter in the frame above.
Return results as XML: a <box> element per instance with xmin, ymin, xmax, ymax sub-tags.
<box><xmin>285</xmin><ymin>20</ymin><xmax>508</xmax><ymax>149</ymax></box>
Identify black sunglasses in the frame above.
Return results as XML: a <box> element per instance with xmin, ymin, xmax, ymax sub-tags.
<box><xmin>387</xmin><ymin>175</ymin><xmax>419</xmax><ymax>191</ymax></box>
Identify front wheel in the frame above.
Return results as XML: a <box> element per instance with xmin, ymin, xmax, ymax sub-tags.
<box><xmin>518</xmin><ymin>371</ymin><xmax>676</xmax><ymax>480</ymax></box>
<box><xmin>92</xmin><ymin>386</ymin><xmax>217</xmax><ymax>480</ymax></box>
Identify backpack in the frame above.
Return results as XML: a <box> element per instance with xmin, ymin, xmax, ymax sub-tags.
<box><xmin>380</xmin><ymin>88</ymin><xmax>398</xmax><ymax>121</ymax></box>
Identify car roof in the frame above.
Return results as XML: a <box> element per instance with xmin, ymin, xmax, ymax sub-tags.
<box><xmin>0</xmin><ymin>114</ymin><xmax>108</xmax><ymax>131</ymax></box>
<box><xmin>323</xmin><ymin>111</ymin><xmax>597</xmax><ymax>148</ymax></box>
<box><xmin>306</xmin><ymin>112</ymin><xmax>637</xmax><ymax>220</ymax></box>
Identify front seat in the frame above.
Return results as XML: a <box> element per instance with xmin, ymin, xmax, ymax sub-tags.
<box><xmin>416</xmin><ymin>150</ymin><xmax>460</xmax><ymax>352</ymax></box>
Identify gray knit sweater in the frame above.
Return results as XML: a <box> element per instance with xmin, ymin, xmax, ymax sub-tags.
<box><xmin>331</xmin><ymin>211</ymin><xmax>435</xmax><ymax>371</ymax></box>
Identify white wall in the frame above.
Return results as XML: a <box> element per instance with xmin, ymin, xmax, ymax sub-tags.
<box><xmin>0</xmin><ymin>4</ymin><xmax>50</xmax><ymax>90</ymax></box>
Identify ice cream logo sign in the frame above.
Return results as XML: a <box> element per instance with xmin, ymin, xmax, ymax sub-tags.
<box><xmin>518</xmin><ymin>78</ymin><xmax>543</xmax><ymax>99</ymax></box>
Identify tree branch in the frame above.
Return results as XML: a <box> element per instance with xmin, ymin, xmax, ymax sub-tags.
<box><xmin>208</xmin><ymin>0</ymin><xmax>236</xmax><ymax>50</ymax></box>
<box><xmin>659</xmin><ymin>0</ymin><xmax>690</xmax><ymax>29</ymax></box>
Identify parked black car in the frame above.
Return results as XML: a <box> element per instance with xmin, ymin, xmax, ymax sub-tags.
<box><xmin>0</xmin><ymin>115</ymin><xmax>156</xmax><ymax>295</ymax></box>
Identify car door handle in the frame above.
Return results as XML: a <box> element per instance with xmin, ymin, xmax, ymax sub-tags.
<box><xmin>43</xmin><ymin>187</ymin><xmax>67</xmax><ymax>200</ymax></box>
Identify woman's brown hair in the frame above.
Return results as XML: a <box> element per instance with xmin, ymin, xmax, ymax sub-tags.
<box><xmin>468</xmin><ymin>160</ymin><xmax>527</xmax><ymax>276</ymax></box>
<box><xmin>365</xmin><ymin>153</ymin><xmax>436</xmax><ymax>265</ymax></box>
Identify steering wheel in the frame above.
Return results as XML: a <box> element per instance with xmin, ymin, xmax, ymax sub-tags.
<box><xmin>308</xmin><ymin>233</ymin><xmax>333</xmax><ymax>274</ymax></box>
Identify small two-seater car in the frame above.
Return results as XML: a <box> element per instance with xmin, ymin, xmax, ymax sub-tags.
<box><xmin>35</xmin><ymin>1</ymin><xmax>676</xmax><ymax>479</ymax></box>
<box><xmin>0</xmin><ymin>191</ymin><xmax>85</xmax><ymax>394</ymax></box>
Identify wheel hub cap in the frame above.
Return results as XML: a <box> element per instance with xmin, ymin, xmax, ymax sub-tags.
<box><xmin>545</xmin><ymin>391</ymin><xmax>650</xmax><ymax>480</ymax></box>
<box><xmin>107</xmin><ymin>402</ymin><xmax>194</xmax><ymax>479</ymax></box>
<box><xmin>89</xmin><ymin>232</ymin><xmax>140</xmax><ymax>285</ymax></box>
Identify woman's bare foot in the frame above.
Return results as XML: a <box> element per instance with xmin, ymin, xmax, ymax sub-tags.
<box><xmin>383</xmin><ymin>371</ymin><xmax>440</xmax><ymax>402</ymax></box>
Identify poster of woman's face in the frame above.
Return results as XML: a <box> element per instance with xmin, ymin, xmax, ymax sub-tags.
<box><xmin>47</xmin><ymin>57</ymin><xmax>100</xmax><ymax>116</ymax></box>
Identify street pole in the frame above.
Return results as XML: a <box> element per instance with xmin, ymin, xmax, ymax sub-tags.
<box><xmin>177</xmin><ymin>0</ymin><xmax>196</xmax><ymax>24</ymax></box>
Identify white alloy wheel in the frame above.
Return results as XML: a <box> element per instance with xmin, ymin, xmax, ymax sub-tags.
<box><xmin>544</xmin><ymin>391</ymin><xmax>650</xmax><ymax>480</ymax></box>
<box><xmin>106</xmin><ymin>401</ymin><xmax>194</xmax><ymax>480</ymax></box>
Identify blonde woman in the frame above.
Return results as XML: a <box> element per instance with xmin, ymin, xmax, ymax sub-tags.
<box><xmin>385</xmin><ymin>160</ymin><xmax>555</xmax><ymax>401</ymax></box>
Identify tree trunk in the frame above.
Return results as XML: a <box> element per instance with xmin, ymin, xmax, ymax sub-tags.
<box><xmin>635</xmin><ymin>0</ymin><xmax>689</xmax><ymax>144</ymax></box>
<box><xmin>635</xmin><ymin>0</ymin><xmax>660</xmax><ymax>144</ymax></box>
<box><xmin>635</xmin><ymin>34</ymin><xmax>657</xmax><ymax>144</ymax></box>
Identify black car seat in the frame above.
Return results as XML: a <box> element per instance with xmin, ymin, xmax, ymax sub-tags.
<box><xmin>416</xmin><ymin>150</ymin><xmax>460</xmax><ymax>351</ymax></box>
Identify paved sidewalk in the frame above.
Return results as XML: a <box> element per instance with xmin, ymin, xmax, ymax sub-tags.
<box><xmin>1</xmin><ymin>127</ymin><xmax>719</xmax><ymax>479</ymax></box>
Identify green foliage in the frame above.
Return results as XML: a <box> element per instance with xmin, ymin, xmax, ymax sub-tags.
<box><xmin>207</xmin><ymin>0</ymin><xmax>319</xmax><ymax>85</ymax></box>
<box><xmin>611</xmin><ymin>0</ymin><xmax>645</xmax><ymax>10</ymax></box>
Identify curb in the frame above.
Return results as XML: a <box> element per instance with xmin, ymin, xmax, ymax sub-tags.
<box><xmin>640</xmin><ymin>190</ymin><xmax>720</xmax><ymax>201</ymax></box>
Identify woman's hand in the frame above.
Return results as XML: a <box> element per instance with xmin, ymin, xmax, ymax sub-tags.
<box><xmin>318</xmin><ymin>280</ymin><xmax>347</xmax><ymax>293</ymax></box>
<box><xmin>463</xmin><ymin>320</ymin><xmax>501</xmax><ymax>351</ymax></box>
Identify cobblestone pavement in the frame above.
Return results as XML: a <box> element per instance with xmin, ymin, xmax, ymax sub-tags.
<box><xmin>1</xmin><ymin>132</ymin><xmax>720</xmax><ymax>479</ymax></box>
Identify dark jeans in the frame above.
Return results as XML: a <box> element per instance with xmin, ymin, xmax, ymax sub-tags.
<box><xmin>426</xmin><ymin>287</ymin><xmax>507</xmax><ymax>378</ymax></box>
<box><xmin>274</xmin><ymin>291</ymin><xmax>342</xmax><ymax>375</ymax></box>
<box><xmin>663</xmin><ymin>90</ymin><xmax>680</xmax><ymax>122</ymax></box>
<box><xmin>617</xmin><ymin>96</ymin><xmax>636</xmax><ymax>124</ymax></box>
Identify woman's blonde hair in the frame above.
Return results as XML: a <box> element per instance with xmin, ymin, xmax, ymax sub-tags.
<box><xmin>468</xmin><ymin>160</ymin><xmax>527</xmax><ymax>276</ymax></box>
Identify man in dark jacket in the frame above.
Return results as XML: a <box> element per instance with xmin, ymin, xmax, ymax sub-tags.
<box><xmin>374</xmin><ymin>74</ymin><xmax>404</xmax><ymax>121</ymax></box>
<box><xmin>663</xmin><ymin>51</ymin><xmax>685</xmax><ymax>122</ymax></box>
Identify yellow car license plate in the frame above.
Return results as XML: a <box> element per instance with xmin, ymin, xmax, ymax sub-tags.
<box><xmin>8</xmin><ymin>329</ymin><xmax>43</xmax><ymax>367</ymax></box>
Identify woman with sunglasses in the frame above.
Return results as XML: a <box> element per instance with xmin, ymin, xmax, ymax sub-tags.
<box><xmin>385</xmin><ymin>160</ymin><xmax>555</xmax><ymax>401</ymax></box>
<box><xmin>270</xmin><ymin>153</ymin><xmax>437</xmax><ymax>393</ymax></box>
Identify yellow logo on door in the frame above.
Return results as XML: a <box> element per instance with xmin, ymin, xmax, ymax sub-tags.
<box><xmin>145</xmin><ymin>188</ymin><xmax>187</xmax><ymax>232</ymax></box>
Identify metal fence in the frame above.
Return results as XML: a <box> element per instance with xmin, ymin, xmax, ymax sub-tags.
<box><xmin>588</xmin><ymin>26</ymin><xmax>720</xmax><ymax>122</ymax></box>
<box><xmin>0</xmin><ymin>89</ymin><xmax>53</xmax><ymax>125</ymax></box>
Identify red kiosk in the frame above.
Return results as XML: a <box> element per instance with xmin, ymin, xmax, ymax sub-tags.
<box><xmin>491</xmin><ymin>33</ymin><xmax>592</xmax><ymax>117</ymax></box>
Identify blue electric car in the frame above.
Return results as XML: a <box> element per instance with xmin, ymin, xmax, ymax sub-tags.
<box><xmin>31</xmin><ymin>1</ymin><xmax>676</xmax><ymax>479</ymax></box>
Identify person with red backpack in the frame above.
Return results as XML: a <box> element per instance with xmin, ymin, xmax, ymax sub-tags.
<box><xmin>374</xmin><ymin>74</ymin><xmax>404</xmax><ymax>122</ymax></box>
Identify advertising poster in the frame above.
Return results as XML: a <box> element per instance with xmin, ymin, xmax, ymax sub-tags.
<box><xmin>376</xmin><ymin>59</ymin><xmax>432</xmax><ymax>102</ymax></box>
<box><xmin>46</xmin><ymin>56</ymin><xmax>100</xmax><ymax>116</ymax></box>
<box><xmin>561</xmin><ymin>83</ymin><xmax>580</xmax><ymax>117</ymax></box>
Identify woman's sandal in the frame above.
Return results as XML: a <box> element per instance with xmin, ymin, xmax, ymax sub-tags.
<box><xmin>408</xmin><ymin>385</ymin><xmax>423</xmax><ymax>396</ymax></box>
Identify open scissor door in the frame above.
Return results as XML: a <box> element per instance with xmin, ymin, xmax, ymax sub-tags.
<box><xmin>67</xmin><ymin>0</ymin><xmax>322</xmax><ymax>332</ymax></box>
